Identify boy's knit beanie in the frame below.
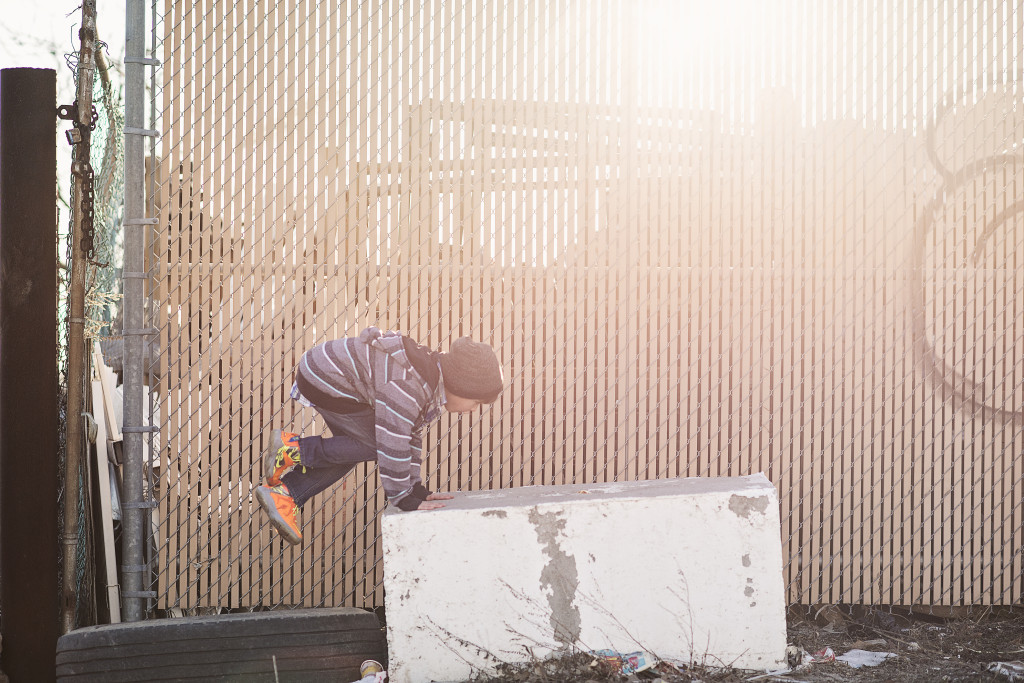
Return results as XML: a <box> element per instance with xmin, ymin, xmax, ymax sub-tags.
<box><xmin>440</xmin><ymin>337</ymin><xmax>504</xmax><ymax>402</ymax></box>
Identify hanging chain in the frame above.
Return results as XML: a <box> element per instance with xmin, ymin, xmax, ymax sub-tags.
<box><xmin>79</xmin><ymin>163</ymin><xmax>97</xmax><ymax>260</ymax></box>
<box><xmin>58</xmin><ymin>100</ymin><xmax>100</xmax><ymax>260</ymax></box>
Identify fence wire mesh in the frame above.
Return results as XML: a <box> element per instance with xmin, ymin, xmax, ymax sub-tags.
<box><xmin>147</xmin><ymin>0</ymin><xmax>1023</xmax><ymax>613</ymax></box>
<box><xmin>59</xmin><ymin>42</ymin><xmax>125</xmax><ymax>628</ymax></box>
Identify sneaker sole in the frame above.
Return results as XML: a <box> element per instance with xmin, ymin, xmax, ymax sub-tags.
<box><xmin>255</xmin><ymin>487</ymin><xmax>302</xmax><ymax>545</ymax></box>
<box><xmin>264</xmin><ymin>430</ymin><xmax>285</xmax><ymax>485</ymax></box>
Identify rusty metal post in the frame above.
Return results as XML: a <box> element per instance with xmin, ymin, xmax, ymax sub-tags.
<box><xmin>61</xmin><ymin>0</ymin><xmax>97</xmax><ymax>634</ymax></box>
<box><xmin>0</xmin><ymin>67</ymin><xmax>59</xmax><ymax>683</ymax></box>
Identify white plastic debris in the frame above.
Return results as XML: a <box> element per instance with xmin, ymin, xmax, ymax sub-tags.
<box><xmin>350</xmin><ymin>660</ymin><xmax>387</xmax><ymax>683</ymax></box>
<box><xmin>989</xmin><ymin>661</ymin><xmax>1024</xmax><ymax>682</ymax></box>
<box><xmin>349</xmin><ymin>673</ymin><xmax>386</xmax><ymax>683</ymax></box>
<box><xmin>835</xmin><ymin>649</ymin><xmax>897</xmax><ymax>668</ymax></box>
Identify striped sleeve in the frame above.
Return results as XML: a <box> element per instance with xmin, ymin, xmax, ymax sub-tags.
<box><xmin>408</xmin><ymin>433</ymin><xmax>424</xmax><ymax>490</ymax></box>
<box><xmin>373</xmin><ymin>376</ymin><xmax>428</xmax><ymax>509</ymax></box>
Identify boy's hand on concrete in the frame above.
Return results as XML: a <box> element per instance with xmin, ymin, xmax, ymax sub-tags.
<box><xmin>424</xmin><ymin>492</ymin><xmax>454</xmax><ymax>501</ymax></box>
<box><xmin>416</xmin><ymin>500</ymin><xmax>447</xmax><ymax>510</ymax></box>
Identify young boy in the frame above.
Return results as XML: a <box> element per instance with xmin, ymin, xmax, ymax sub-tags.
<box><xmin>255</xmin><ymin>326</ymin><xmax>504</xmax><ymax>544</ymax></box>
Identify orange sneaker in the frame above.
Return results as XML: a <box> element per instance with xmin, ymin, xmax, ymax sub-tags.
<box><xmin>264</xmin><ymin>430</ymin><xmax>303</xmax><ymax>486</ymax></box>
<box><xmin>255</xmin><ymin>483</ymin><xmax>302</xmax><ymax>545</ymax></box>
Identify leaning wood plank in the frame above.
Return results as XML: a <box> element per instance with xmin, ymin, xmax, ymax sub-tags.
<box><xmin>93</xmin><ymin>345</ymin><xmax>123</xmax><ymax>443</ymax></box>
<box><xmin>90</xmin><ymin>365</ymin><xmax>122</xmax><ymax>623</ymax></box>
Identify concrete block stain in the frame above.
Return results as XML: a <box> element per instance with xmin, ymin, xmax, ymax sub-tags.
<box><xmin>528</xmin><ymin>508</ymin><xmax>581</xmax><ymax>646</ymax></box>
<box><xmin>728</xmin><ymin>494</ymin><xmax>769</xmax><ymax>518</ymax></box>
<box><xmin>743</xmin><ymin>554</ymin><xmax>758</xmax><ymax>606</ymax></box>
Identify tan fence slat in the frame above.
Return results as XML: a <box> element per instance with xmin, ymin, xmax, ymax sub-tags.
<box><xmin>154</xmin><ymin>0</ymin><xmax>1024</xmax><ymax>612</ymax></box>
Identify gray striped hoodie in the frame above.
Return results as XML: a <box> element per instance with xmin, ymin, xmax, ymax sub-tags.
<box><xmin>294</xmin><ymin>327</ymin><xmax>444</xmax><ymax>509</ymax></box>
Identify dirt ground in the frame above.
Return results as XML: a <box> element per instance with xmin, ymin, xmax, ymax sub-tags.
<box><xmin>468</xmin><ymin>606</ymin><xmax>1024</xmax><ymax>682</ymax></box>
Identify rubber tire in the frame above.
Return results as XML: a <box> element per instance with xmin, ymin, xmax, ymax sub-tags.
<box><xmin>55</xmin><ymin>608</ymin><xmax>386</xmax><ymax>682</ymax></box>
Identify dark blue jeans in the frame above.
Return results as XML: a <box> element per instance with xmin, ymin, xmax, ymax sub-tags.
<box><xmin>280</xmin><ymin>406</ymin><xmax>377</xmax><ymax>508</ymax></box>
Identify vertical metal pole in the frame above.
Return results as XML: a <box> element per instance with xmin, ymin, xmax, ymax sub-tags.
<box><xmin>122</xmin><ymin>0</ymin><xmax>149</xmax><ymax>622</ymax></box>
<box><xmin>62</xmin><ymin>0</ymin><xmax>97</xmax><ymax>635</ymax></box>
<box><xmin>0</xmin><ymin>67</ymin><xmax>60</xmax><ymax>682</ymax></box>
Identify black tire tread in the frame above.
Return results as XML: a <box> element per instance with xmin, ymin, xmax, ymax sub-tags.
<box><xmin>56</xmin><ymin>608</ymin><xmax>385</xmax><ymax>682</ymax></box>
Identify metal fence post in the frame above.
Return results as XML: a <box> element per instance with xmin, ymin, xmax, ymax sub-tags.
<box><xmin>122</xmin><ymin>0</ymin><xmax>156</xmax><ymax>621</ymax></box>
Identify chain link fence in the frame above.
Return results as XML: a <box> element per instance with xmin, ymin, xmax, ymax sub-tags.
<box><xmin>59</xmin><ymin>39</ymin><xmax>125</xmax><ymax>628</ymax></box>
<box><xmin>144</xmin><ymin>0</ymin><xmax>1023</xmax><ymax>614</ymax></box>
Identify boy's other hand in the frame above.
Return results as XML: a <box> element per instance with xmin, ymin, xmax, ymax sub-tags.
<box><xmin>425</xmin><ymin>492</ymin><xmax>454</xmax><ymax>501</ymax></box>
<box><xmin>416</xmin><ymin>500</ymin><xmax>447</xmax><ymax>510</ymax></box>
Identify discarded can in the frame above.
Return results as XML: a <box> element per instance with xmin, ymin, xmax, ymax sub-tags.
<box><xmin>360</xmin><ymin>660</ymin><xmax>384</xmax><ymax>676</ymax></box>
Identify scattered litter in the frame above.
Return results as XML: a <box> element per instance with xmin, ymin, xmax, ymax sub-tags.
<box><xmin>360</xmin><ymin>660</ymin><xmax>384</xmax><ymax>675</ymax></box>
<box><xmin>590</xmin><ymin>649</ymin><xmax>655</xmax><ymax>674</ymax></box>
<box><xmin>989</xmin><ymin>661</ymin><xmax>1024</xmax><ymax>682</ymax></box>
<box><xmin>748</xmin><ymin>647</ymin><xmax>834</xmax><ymax>679</ymax></box>
<box><xmin>349</xmin><ymin>659</ymin><xmax>386</xmax><ymax>683</ymax></box>
<box><xmin>835</xmin><ymin>649</ymin><xmax>897</xmax><ymax>668</ymax></box>
<box><xmin>753</xmin><ymin>647</ymin><xmax>895</xmax><ymax>678</ymax></box>
<box><xmin>350</xmin><ymin>674</ymin><xmax>386</xmax><ymax>683</ymax></box>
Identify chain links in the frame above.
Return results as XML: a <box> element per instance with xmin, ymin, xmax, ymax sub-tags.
<box><xmin>58</xmin><ymin>100</ymin><xmax>100</xmax><ymax>260</ymax></box>
<box><xmin>79</xmin><ymin>164</ymin><xmax>97</xmax><ymax>260</ymax></box>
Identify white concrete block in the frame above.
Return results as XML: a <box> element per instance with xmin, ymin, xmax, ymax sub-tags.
<box><xmin>382</xmin><ymin>474</ymin><xmax>786</xmax><ymax>683</ymax></box>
